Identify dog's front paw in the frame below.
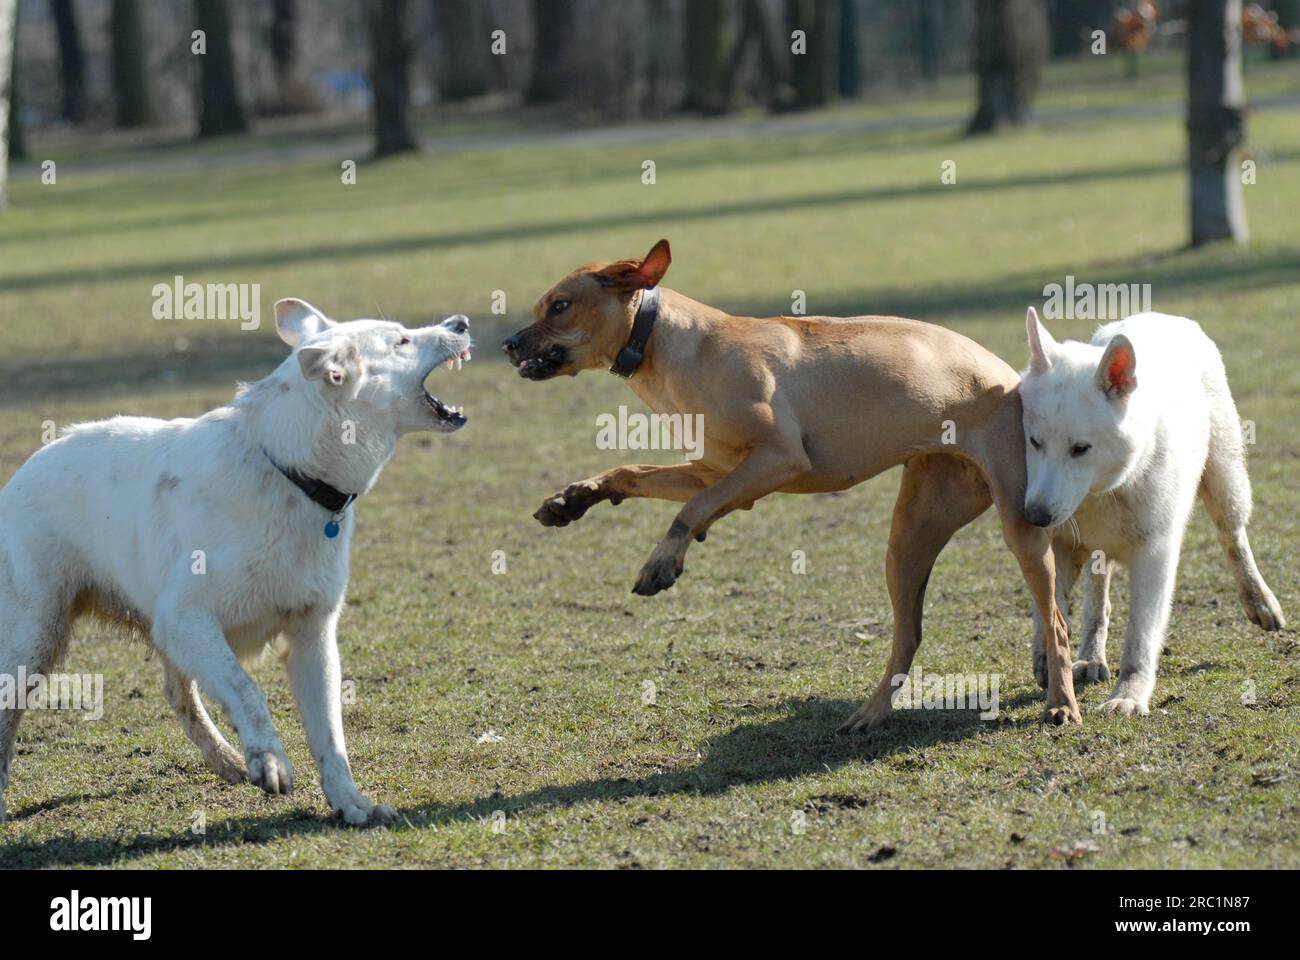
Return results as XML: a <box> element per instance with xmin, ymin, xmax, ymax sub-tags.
<box><xmin>1097</xmin><ymin>695</ymin><xmax>1148</xmax><ymax>717</ymax></box>
<box><xmin>1072</xmin><ymin>658</ymin><xmax>1111</xmax><ymax>685</ymax></box>
<box><xmin>837</xmin><ymin>698</ymin><xmax>891</xmax><ymax>735</ymax></box>
<box><xmin>1243</xmin><ymin>589</ymin><xmax>1286</xmax><ymax>632</ymax></box>
<box><xmin>632</xmin><ymin>552</ymin><xmax>683</xmax><ymax>596</ymax></box>
<box><xmin>1040</xmin><ymin>702</ymin><xmax>1082</xmax><ymax>726</ymax></box>
<box><xmin>335</xmin><ymin>798</ymin><xmax>397</xmax><ymax>827</ymax></box>
<box><xmin>534</xmin><ymin>480</ymin><xmax>604</xmax><ymax>528</ymax></box>
<box><xmin>246</xmin><ymin>749</ymin><xmax>294</xmax><ymax>795</ymax></box>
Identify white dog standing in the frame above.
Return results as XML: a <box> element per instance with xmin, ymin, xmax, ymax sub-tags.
<box><xmin>1020</xmin><ymin>307</ymin><xmax>1284</xmax><ymax>716</ymax></box>
<box><xmin>0</xmin><ymin>299</ymin><xmax>470</xmax><ymax>825</ymax></box>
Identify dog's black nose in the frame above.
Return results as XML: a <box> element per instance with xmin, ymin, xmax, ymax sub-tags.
<box><xmin>502</xmin><ymin>334</ymin><xmax>522</xmax><ymax>357</ymax></box>
<box><xmin>442</xmin><ymin>315</ymin><xmax>470</xmax><ymax>335</ymax></box>
<box><xmin>1024</xmin><ymin>504</ymin><xmax>1054</xmax><ymax>528</ymax></box>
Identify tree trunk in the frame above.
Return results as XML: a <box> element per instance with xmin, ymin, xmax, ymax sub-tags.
<box><xmin>1272</xmin><ymin>0</ymin><xmax>1298</xmax><ymax>58</ymax></box>
<box><xmin>434</xmin><ymin>0</ymin><xmax>492</xmax><ymax>101</ymax></box>
<box><xmin>527</xmin><ymin>0</ymin><xmax>575</xmax><ymax>105</ymax></box>
<box><xmin>366</xmin><ymin>0</ymin><xmax>418</xmax><ymax>156</ymax></box>
<box><xmin>683</xmin><ymin>0</ymin><xmax>729</xmax><ymax>113</ymax></box>
<box><xmin>195</xmin><ymin>0</ymin><xmax>248</xmax><ymax>137</ymax></box>
<box><xmin>725</xmin><ymin>0</ymin><xmax>786</xmax><ymax>109</ymax></box>
<box><xmin>787</xmin><ymin>0</ymin><xmax>839</xmax><ymax>110</ymax></box>
<box><xmin>1</xmin><ymin>0</ymin><xmax>16</xmax><ymax>209</ymax></box>
<box><xmin>967</xmin><ymin>0</ymin><xmax>1049</xmax><ymax>134</ymax></box>
<box><xmin>111</xmin><ymin>0</ymin><xmax>154</xmax><ymax>128</ymax></box>
<box><xmin>1188</xmin><ymin>0</ymin><xmax>1248</xmax><ymax>245</ymax></box>
<box><xmin>270</xmin><ymin>0</ymin><xmax>296</xmax><ymax>88</ymax></box>
<box><xmin>838</xmin><ymin>0</ymin><xmax>860</xmax><ymax>97</ymax></box>
<box><xmin>914</xmin><ymin>0</ymin><xmax>942</xmax><ymax>83</ymax></box>
<box><xmin>52</xmin><ymin>0</ymin><xmax>86</xmax><ymax>122</ymax></box>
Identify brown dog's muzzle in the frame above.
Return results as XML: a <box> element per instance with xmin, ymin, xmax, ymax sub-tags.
<box><xmin>502</xmin><ymin>329</ymin><xmax>568</xmax><ymax>380</ymax></box>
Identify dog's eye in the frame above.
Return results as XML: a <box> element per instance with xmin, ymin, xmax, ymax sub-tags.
<box><xmin>395</xmin><ymin>336</ymin><xmax>411</xmax><ymax>348</ymax></box>
<box><xmin>549</xmin><ymin>300</ymin><xmax>570</xmax><ymax>316</ymax></box>
<box><xmin>1029</xmin><ymin>437</ymin><xmax>1042</xmax><ymax>451</ymax></box>
<box><xmin>1070</xmin><ymin>443</ymin><xmax>1091</xmax><ymax>458</ymax></box>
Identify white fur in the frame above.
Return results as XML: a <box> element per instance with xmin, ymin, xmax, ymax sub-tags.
<box><xmin>0</xmin><ymin>299</ymin><xmax>471</xmax><ymax>825</ymax></box>
<box><xmin>1021</xmin><ymin>308</ymin><xmax>1284</xmax><ymax>716</ymax></box>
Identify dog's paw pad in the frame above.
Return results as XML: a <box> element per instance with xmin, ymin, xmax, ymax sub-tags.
<box><xmin>1072</xmin><ymin>658</ymin><xmax>1111</xmax><ymax>685</ymax></box>
<box><xmin>246</xmin><ymin>750</ymin><xmax>294</xmax><ymax>795</ymax></box>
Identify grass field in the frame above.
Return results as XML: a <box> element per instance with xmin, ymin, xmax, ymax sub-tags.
<box><xmin>1</xmin><ymin>55</ymin><xmax>1298</xmax><ymax>868</ymax></box>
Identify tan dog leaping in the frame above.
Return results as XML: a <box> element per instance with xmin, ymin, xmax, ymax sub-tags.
<box><xmin>503</xmin><ymin>240</ymin><xmax>1081</xmax><ymax>729</ymax></box>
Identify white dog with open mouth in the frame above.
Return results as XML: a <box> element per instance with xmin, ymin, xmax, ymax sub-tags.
<box><xmin>0</xmin><ymin>299</ymin><xmax>470</xmax><ymax>825</ymax></box>
<box><xmin>1020</xmin><ymin>307</ymin><xmax>1284</xmax><ymax>716</ymax></box>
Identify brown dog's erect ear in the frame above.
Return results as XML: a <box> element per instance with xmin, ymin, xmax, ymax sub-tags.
<box><xmin>597</xmin><ymin>239</ymin><xmax>673</xmax><ymax>291</ymax></box>
<box><xmin>636</xmin><ymin>239</ymin><xmax>672</xmax><ymax>288</ymax></box>
<box><xmin>298</xmin><ymin>341</ymin><xmax>359</xmax><ymax>387</ymax></box>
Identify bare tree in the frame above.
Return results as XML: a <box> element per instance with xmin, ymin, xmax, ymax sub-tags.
<box><xmin>683</xmin><ymin>0</ymin><xmax>729</xmax><ymax>113</ymax></box>
<box><xmin>1188</xmin><ymin>0</ymin><xmax>1248</xmax><ymax>244</ymax></box>
<box><xmin>527</xmin><ymin>0</ymin><xmax>575</xmax><ymax>105</ymax></box>
<box><xmin>111</xmin><ymin>0</ymin><xmax>154</xmax><ymax>128</ymax></box>
<box><xmin>0</xmin><ymin>0</ymin><xmax>15</xmax><ymax>209</ymax></box>
<box><xmin>270</xmin><ymin>0</ymin><xmax>297</xmax><ymax>92</ymax></box>
<box><xmin>366</xmin><ymin>0</ymin><xmax>418</xmax><ymax>156</ymax></box>
<box><xmin>434</xmin><ymin>0</ymin><xmax>492</xmax><ymax>101</ymax></box>
<box><xmin>51</xmin><ymin>0</ymin><xmax>86</xmax><ymax>122</ymax></box>
<box><xmin>838</xmin><ymin>0</ymin><xmax>860</xmax><ymax>97</ymax></box>
<box><xmin>725</xmin><ymin>0</ymin><xmax>787</xmax><ymax>109</ymax></box>
<box><xmin>195</xmin><ymin>0</ymin><xmax>248</xmax><ymax>136</ymax></box>
<box><xmin>967</xmin><ymin>0</ymin><xmax>1049</xmax><ymax>134</ymax></box>
<box><xmin>786</xmin><ymin>0</ymin><xmax>839</xmax><ymax>110</ymax></box>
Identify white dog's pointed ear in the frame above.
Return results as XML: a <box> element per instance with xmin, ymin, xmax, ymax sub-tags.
<box><xmin>275</xmin><ymin>298</ymin><xmax>333</xmax><ymax>347</ymax></box>
<box><xmin>1096</xmin><ymin>334</ymin><xmax>1138</xmax><ymax>399</ymax></box>
<box><xmin>297</xmin><ymin>342</ymin><xmax>357</xmax><ymax>387</ymax></box>
<box><xmin>1026</xmin><ymin>306</ymin><xmax>1055</xmax><ymax>374</ymax></box>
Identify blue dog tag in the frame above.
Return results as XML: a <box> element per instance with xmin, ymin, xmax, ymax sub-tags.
<box><xmin>325</xmin><ymin>520</ymin><xmax>340</xmax><ymax>538</ymax></box>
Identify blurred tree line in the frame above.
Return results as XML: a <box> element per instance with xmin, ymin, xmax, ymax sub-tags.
<box><xmin>1</xmin><ymin>0</ymin><xmax>1289</xmax><ymax>239</ymax></box>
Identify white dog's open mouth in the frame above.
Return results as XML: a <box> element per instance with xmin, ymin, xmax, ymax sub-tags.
<box><xmin>424</xmin><ymin>348</ymin><xmax>471</xmax><ymax>428</ymax></box>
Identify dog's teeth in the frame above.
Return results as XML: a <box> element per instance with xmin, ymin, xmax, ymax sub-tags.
<box><xmin>456</xmin><ymin>358</ymin><xmax>463</xmax><ymax>370</ymax></box>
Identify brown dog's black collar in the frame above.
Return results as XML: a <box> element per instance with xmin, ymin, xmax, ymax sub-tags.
<box><xmin>609</xmin><ymin>286</ymin><xmax>660</xmax><ymax>379</ymax></box>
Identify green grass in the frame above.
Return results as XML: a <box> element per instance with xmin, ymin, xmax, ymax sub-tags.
<box><xmin>1</xmin><ymin>55</ymin><xmax>1298</xmax><ymax>868</ymax></box>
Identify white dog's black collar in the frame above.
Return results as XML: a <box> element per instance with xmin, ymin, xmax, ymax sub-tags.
<box><xmin>610</xmin><ymin>286</ymin><xmax>661</xmax><ymax>379</ymax></box>
<box><xmin>264</xmin><ymin>450</ymin><xmax>357</xmax><ymax>537</ymax></box>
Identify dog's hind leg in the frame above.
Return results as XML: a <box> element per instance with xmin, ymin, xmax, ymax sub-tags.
<box><xmin>0</xmin><ymin>575</ymin><xmax>71</xmax><ymax>824</ymax></box>
<box><xmin>1074</xmin><ymin>554</ymin><xmax>1113</xmax><ymax>685</ymax></box>
<box><xmin>1198</xmin><ymin>399</ymin><xmax>1285</xmax><ymax>631</ymax></box>
<box><xmin>162</xmin><ymin>661</ymin><xmax>247</xmax><ymax>784</ymax></box>
<box><xmin>839</xmin><ymin>455</ymin><xmax>992</xmax><ymax>734</ymax></box>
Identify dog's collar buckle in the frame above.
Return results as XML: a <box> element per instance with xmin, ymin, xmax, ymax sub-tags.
<box><xmin>610</xmin><ymin>286</ymin><xmax>661</xmax><ymax>379</ymax></box>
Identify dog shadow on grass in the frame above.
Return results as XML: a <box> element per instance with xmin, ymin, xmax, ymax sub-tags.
<box><xmin>406</xmin><ymin>695</ymin><xmax>1013</xmax><ymax>829</ymax></box>
<box><xmin>0</xmin><ymin>695</ymin><xmax>1021</xmax><ymax>867</ymax></box>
